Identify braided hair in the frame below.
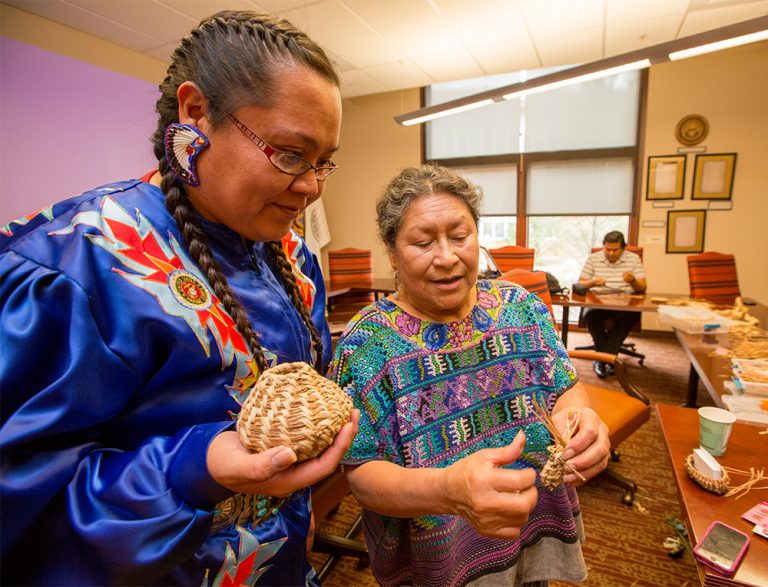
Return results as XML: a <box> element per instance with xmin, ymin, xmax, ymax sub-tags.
<box><xmin>151</xmin><ymin>11</ymin><xmax>337</xmax><ymax>373</ymax></box>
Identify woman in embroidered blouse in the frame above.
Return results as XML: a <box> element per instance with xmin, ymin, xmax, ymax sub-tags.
<box><xmin>0</xmin><ymin>10</ymin><xmax>357</xmax><ymax>586</ymax></box>
<box><xmin>332</xmin><ymin>164</ymin><xmax>610</xmax><ymax>587</ymax></box>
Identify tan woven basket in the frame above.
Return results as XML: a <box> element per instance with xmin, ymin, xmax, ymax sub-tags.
<box><xmin>684</xmin><ymin>453</ymin><xmax>731</xmax><ymax>495</ymax></box>
<box><xmin>237</xmin><ymin>362</ymin><xmax>353</xmax><ymax>462</ymax></box>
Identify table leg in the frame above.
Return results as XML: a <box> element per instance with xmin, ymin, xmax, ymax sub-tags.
<box><xmin>560</xmin><ymin>306</ymin><xmax>570</xmax><ymax>347</ymax></box>
<box><xmin>685</xmin><ymin>364</ymin><xmax>699</xmax><ymax>408</ymax></box>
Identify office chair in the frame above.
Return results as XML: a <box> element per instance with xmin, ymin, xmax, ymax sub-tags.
<box><xmin>574</xmin><ymin>246</ymin><xmax>646</xmax><ymax>365</ymax></box>
<box><xmin>686</xmin><ymin>251</ymin><xmax>741</xmax><ymax>306</ymax></box>
<box><xmin>499</xmin><ymin>269</ymin><xmax>651</xmax><ymax>505</ymax></box>
<box><xmin>311</xmin><ymin>468</ymin><xmax>369</xmax><ymax>581</ymax></box>
<box><xmin>488</xmin><ymin>245</ymin><xmax>535</xmax><ymax>273</ymax></box>
<box><xmin>479</xmin><ymin>246</ymin><xmax>501</xmax><ymax>279</ymax></box>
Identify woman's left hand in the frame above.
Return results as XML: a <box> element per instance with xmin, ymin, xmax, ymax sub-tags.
<box><xmin>551</xmin><ymin>407</ymin><xmax>610</xmax><ymax>486</ymax></box>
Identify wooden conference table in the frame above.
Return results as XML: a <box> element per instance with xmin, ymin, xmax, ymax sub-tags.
<box><xmin>551</xmin><ymin>290</ymin><xmax>676</xmax><ymax>347</ymax></box>
<box><xmin>656</xmin><ymin>403</ymin><xmax>768</xmax><ymax>587</ymax></box>
<box><xmin>676</xmin><ymin>304</ymin><xmax>768</xmax><ymax>408</ymax></box>
<box><xmin>325</xmin><ymin>277</ymin><xmax>395</xmax><ymax>337</ymax></box>
<box><xmin>325</xmin><ymin>277</ymin><xmax>395</xmax><ymax>301</ymax></box>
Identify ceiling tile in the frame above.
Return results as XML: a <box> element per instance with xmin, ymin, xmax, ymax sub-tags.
<box><xmin>66</xmin><ymin>0</ymin><xmax>197</xmax><ymax>44</ymax></box>
<box><xmin>338</xmin><ymin>68</ymin><xmax>389</xmax><ymax>97</ymax></box>
<box><xmin>522</xmin><ymin>0</ymin><xmax>603</xmax><ymax>37</ymax></box>
<box><xmin>469</xmin><ymin>41</ymin><xmax>542</xmax><ymax>75</ymax></box>
<box><xmin>4</xmin><ymin>0</ymin><xmax>166</xmax><ymax>51</ymax></box>
<box><xmin>605</xmin><ymin>0</ymin><xmax>690</xmax><ymax>24</ymax></box>
<box><xmin>605</xmin><ymin>16</ymin><xmax>683</xmax><ymax>57</ymax></box>
<box><xmin>341</xmin><ymin>0</ymin><xmax>452</xmax><ymax>60</ymax></box>
<box><xmin>679</xmin><ymin>1</ymin><xmax>768</xmax><ymax>36</ymax></box>
<box><xmin>281</xmin><ymin>1</ymin><xmax>402</xmax><ymax>68</ymax></box>
<box><xmin>535</xmin><ymin>27</ymin><xmax>603</xmax><ymax>66</ymax></box>
<box><xmin>359</xmin><ymin>60</ymin><xmax>433</xmax><ymax>91</ymax></box>
<box><xmin>435</xmin><ymin>0</ymin><xmax>529</xmax><ymax>46</ymax></box>
<box><xmin>253</xmin><ymin>0</ymin><xmax>320</xmax><ymax>13</ymax></box>
<box><xmin>410</xmin><ymin>51</ymin><xmax>485</xmax><ymax>83</ymax></box>
<box><xmin>160</xmin><ymin>0</ymin><xmax>258</xmax><ymax>21</ymax></box>
<box><xmin>143</xmin><ymin>42</ymin><xmax>177</xmax><ymax>63</ymax></box>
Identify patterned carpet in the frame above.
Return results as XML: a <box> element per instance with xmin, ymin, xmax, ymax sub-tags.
<box><xmin>309</xmin><ymin>331</ymin><xmax>714</xmax><ymax>586</ymax></box>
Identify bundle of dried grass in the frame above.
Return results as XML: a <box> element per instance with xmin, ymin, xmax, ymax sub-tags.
<box><xmin>237</xmin><ymin>362</ymin><xmax>353</xmax><ymax>461</ymax></box>
<box><xmin>727</xmin><ymin>323</ymin><xmax>768</xmax><ymax>360</ymax></box>
<box><xmin>530</xmin><ymin>397</ymin><xmax>586</xmax><ymax>490</ymax></box>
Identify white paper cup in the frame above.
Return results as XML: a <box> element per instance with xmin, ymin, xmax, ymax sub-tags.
<box><xmin>698</xmin><ymin>406</ymin><xmax>736</xmax><ymax>457</ymax></box>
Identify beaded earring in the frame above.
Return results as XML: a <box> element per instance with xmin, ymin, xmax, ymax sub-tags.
<box><xmin>164</xmin><ymin>123</ymin><xmax>209</xmax><ymax>187</ymax></box>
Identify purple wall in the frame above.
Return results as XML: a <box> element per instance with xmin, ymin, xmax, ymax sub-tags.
<box><xmin>0</xmin><ymin>37</ymin><xmax>159</xmax><ymax>224</ymax></box>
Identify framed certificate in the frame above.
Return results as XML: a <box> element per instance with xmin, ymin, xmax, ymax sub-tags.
<box><xmin>692</xmin><ymin>153</ymin><xmax>737</xmax><ymax>200</ymax></box>
<box><xmin>666</xmin><ymin>209</ymin><xmax>706</xmax><ymax>254</ymax></box>
<box><xmin>647</xmin><ymin>155</ymin><xmax>686</xmax><ymax>200</ymax></box>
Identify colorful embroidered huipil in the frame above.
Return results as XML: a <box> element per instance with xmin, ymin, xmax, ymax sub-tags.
<box><xmin>333</xmin><ymin>280</ymin><xmax>587</xmax><ymax>587</ymax></box>
<box><xmin>0</xmin><ymin>179</ymin><xmax>331</xmax><ymax>586</ymax></box>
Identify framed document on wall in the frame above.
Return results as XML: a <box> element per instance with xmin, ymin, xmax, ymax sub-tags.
<box><xmin>692</xmin><ymin>153</ymin><xmax>737</xmax><ymax>200</ymax></box>
<box><xmin>647</xmin><ymin>155</ymin><xmax>686</xmax><ymax>200</ymax></box>
<box><xmin>666</xmin><ymin>209</ymin><xmax>707</xmax><ymax>253</ymax></box>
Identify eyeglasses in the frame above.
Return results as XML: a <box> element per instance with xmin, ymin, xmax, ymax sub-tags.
<box><xmin>227</xmin><ymin>114</ymin><xmax>338</xmax><ymax>180</ymax></box>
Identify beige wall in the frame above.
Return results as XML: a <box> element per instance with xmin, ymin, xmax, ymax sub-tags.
<box><xmin>639</xmin><ymin>40</ymin><xmax>768</xmax><ymax>310</ymax></box>
<box><xmin>330</xmin><ymin>42</ymin><xmax>768</xmax><ymax>316</ymax></box>
<box><xmin>322</xmin><ymin>90</ymin><xmax>422</xmax><ymax>277</ymax></box>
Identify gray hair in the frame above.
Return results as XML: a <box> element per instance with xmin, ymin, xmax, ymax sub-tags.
<box><xmin>376</xmin><ymin>163</ymin><xmax>482</xmax><ymax>250</ymax></box>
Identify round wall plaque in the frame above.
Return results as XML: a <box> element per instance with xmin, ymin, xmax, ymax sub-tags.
<box><xmin>675</xmin><ymin>114</ymin><xmax>709</xmax><ymax>146</ymax></box>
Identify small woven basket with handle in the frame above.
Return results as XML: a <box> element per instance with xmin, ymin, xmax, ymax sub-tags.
<box><xmin>237</xmin><ymin>362</ymin><xmax>353</xmax><ymax>461</ymax></box>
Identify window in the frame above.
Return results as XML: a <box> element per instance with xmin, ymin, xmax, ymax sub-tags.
<box><xmin>425</xmin><ymin>67</ymin><xmax>643</xmax><ymax>294</ymax></box>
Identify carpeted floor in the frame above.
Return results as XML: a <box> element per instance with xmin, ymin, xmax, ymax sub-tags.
<box><xmin>309</xmin><ymin>330</ymin><xmax>714</xmax><ymax>586</ymax></box>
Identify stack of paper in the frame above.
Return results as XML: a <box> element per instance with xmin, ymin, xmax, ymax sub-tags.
<box><xmin>657</xmin><ymin>305</ymin><xmax>738</xmax><ymax>333</ymax></box>
<box><xmin>721</xmin><ymin>391</ymin><xmax>768</xmax><ymax>425</ymax></box>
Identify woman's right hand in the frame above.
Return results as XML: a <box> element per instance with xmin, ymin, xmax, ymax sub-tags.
<box><xmin>206</xmin><ymin>409</ymin><xmax>359</xmax><ymax>496</ymax></box>
<box><xmin>444</xmin><ymin>431</ymin><xmax>538</xmax><ymax>540</ymax></box>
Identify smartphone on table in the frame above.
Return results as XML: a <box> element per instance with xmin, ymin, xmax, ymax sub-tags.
<box><xmin>693</xmin><ymin>521</ymin><xmax>750</xmax><ymax>576</ymax></box>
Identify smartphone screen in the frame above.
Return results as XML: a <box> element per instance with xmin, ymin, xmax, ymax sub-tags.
<box><xmin>694</xmin><ymin>522</ymin><xmax>749</xmax><ymax>572</ymax></box>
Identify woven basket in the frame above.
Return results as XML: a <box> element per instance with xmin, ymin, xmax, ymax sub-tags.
<box><xmin>684</xmin><ymin>453</ymin><xmax>730</xmax><ymax>495</ymax></box>
<box><xmin>237</xmin><ymin>362</ymin><xmax>353</xmax><ymax>461</ymax></box>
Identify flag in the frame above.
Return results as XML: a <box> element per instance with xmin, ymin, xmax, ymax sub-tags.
<box><xmin>301</xmin><ymin>198</ymin><xmax>331</xmax><ymax>254</ymax></box>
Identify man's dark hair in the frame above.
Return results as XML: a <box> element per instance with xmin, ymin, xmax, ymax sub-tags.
<box><xmin>603</xmin><ymin>231</ymin><xmax>626</xmax><ymax>247</ymax></box>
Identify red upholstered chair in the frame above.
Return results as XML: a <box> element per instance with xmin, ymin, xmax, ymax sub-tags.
<box><xmin>576</xmin><ymin>246</ymin><xmax>646</xmax><ymax>365</ymax></box>
<box><xmin>687</xmin><ymin>251</ymin><xmax>741</xmax><ymax>306</ymax></box>
<box><xmin>488</xmin><ymin>245</ymin><xmax>535</xmax><ymax>273</ymax></box>
<box><xmin>499</xmin><ymin>269</ymin><xmax>651</xmax><ymax>505</ymax></box>
<box><xmin>327</xmin><ymin>248</ymin><xmax>374</xmax><ymax>320</ymax></box>
<box><xmin>500</xmin><ymin>268</ymin><xmax>556</xmax><ymax>323</ymax></box>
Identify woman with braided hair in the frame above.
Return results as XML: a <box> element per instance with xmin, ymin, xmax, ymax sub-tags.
<box><xmin>0</xmin><ymin>10</ymin><xmax>357</xmax><ymax>586</ymax></box>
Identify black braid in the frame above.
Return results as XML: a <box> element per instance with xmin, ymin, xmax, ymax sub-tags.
<box><xmin>151</xmin><ymin>10</ymin><xmax>339</xmax><ymax>377</ymax></box>
<box><xmin>160</xmin><ymin>160</ymin><xmax>269</xmax><ymax>373</ymax></box>
<box><xmin>265</xmin><ymin>241</ymin><xmax>325</xmax><ymax>373</ymax></box>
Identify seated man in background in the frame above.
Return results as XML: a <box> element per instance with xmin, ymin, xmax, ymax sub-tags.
<box><xmin>578</xmin><ymin>231</ymin><xmax>647</xmax><ymax>378</ymax></box>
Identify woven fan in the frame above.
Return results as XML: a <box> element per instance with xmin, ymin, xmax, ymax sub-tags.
<box><xmin>237</xmin><ymin>362</ymin><xmax>353</xmax><ymax>461</ymax></box>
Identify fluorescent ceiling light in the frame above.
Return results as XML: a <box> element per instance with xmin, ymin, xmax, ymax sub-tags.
<box><xmin>393</xmin><ymin>16</ymin><xmax>768</xmax><ymax>126</ymax></box>
<box><xmin>399</xmin><ymin>99</ymin><xmax>496</xmax><ymax>126</ymax></box>
<box><xmin>502</xmin><ymin>59</ymin><xmax>651</xmax><ymax>101</ymax></box>
<box><xmin>669</xmin><ymin>29</ymin><xmax>768</xmax><ymax>61</ymax></box>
